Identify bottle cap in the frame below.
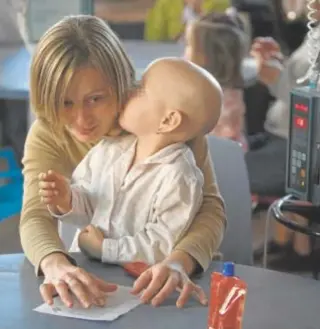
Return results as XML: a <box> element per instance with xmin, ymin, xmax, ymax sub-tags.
<box><xmin>222</xmin><ymin>262</ymin><xmax>235</xmax><ymax>277</ymax></box>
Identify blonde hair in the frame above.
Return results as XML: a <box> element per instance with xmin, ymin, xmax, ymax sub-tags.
<box><xmin>30</xmin><ymin>15</ymin><xmax>134</xmax><ymax>131</ymax></box>
<box><xmin>190</xmin><ymin>12</ymin><xmax>247</xmax><ymax>89</ymax></box>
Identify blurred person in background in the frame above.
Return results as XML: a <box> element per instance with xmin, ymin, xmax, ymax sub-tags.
<box><xmin>184</xmin><ymin>11</ymin><xmax>248</xmax><ymax>150</ymax></box>
<box><xmin>248</xmin><ymin>0</ymin><xmax>320</xmax><ymax>269</ymax></box>
<box><xmin>144</xmin><ymin>0</ymin><xmax>230</xmax><ymax>41</ymax></box>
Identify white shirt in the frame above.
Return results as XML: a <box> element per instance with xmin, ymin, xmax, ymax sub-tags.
<box><xmin>56</xmin><ymin>135</ymin><xmax>203</xmax><ymax>264</ymax></box>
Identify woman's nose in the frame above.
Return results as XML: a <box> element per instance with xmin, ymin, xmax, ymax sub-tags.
<box><xmin>74</xmin><ymin>106</ymin><xmax>91</xmax><ymax>125</ymax></box>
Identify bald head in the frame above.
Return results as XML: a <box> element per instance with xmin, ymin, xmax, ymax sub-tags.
<box><xmin>144</xmin><ymin>57</ymin><xmax>222</xmax><ymax>137</ymax></box>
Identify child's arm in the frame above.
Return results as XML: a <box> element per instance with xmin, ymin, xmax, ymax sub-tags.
<box><xmin>39</xmin><ymin>143</ymin><xmax>101</xmax><ymax>226</ymax></box>
<box><xmin>101</xmin><ymin>170</ymin><xmax>204</xmax><ymax>264</ymax></box>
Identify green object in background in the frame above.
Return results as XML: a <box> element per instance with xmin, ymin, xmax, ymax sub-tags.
<box><xmin>25</xmin><ymin>0</ymin><xmax>94</xmax><ymax>43</ymax></box>
<box><xmin>144</xmin><ymin>0</ymin><xmax>230</xmax><ymax>41</ymax></box>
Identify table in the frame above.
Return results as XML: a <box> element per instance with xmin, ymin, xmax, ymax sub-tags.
<box><xmin>0</xmin><ymin>253</ymin><xmax>319</xmax><ymax>329</ymax></box>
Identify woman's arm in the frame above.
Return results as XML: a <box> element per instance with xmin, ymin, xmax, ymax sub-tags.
<box><xmin>20</xmin><ymin>120</ymin><xmax>73</xmax><ymax>273</ymax></box>
<box><xmin>20</xmin><ymin>120</ymin><xmax>117</xmax><ymax>308</ymax></box>
<box><xmin>173</xmin><ymin>135</ymin><xmax>226</xmax><ymax>273</ymax></box>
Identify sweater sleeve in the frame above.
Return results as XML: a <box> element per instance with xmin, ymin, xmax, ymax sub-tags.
<box><xmin>20</xmin><ymin>120</ymin><xmax>76</xmax><ymax>275</ymax></box>
<box><xmin>174</xmin><ymin>135</ymin><xmax>226</xmax><ymax>271</ymax></box>
<box><xmin>268</xmin><ymin>40</ymin><xmax>310</xmax><ymax>104</ymax></box>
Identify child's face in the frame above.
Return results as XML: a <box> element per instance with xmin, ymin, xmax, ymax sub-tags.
<box><xmin>119</xmin><ymin>73</ymin><xmax>164</xmax><ymax>136</ymax></box>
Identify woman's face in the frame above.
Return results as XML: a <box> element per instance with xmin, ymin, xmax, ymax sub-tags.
<box><xmin>61</xmin><ymin>66</ymin><xmax>118</xmax><ymax>143</ymax></box>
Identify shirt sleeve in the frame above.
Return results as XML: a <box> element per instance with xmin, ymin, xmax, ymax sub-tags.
<box><xmin>267</xmin><ymin>40</ymin><xmax>310</xmax><ymax>103</ymax></box>
<box><xmin>101</xmin><ymin>172</ymin><xmax>204</xmax><ymax>264</ymax></box>
<box><xmin>53</xmin><ymin>143</ymin><xmax>102</xmax><ymax>226</ymax></box>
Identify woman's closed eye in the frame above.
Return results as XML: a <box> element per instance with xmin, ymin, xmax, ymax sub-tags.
<box><xmin>64</xmin><ymin>100</ymin><xmax>73</xmax><ymax>109</ymax></box>
<box><xmin>87</xmin><ymin>94</ymin><xmax>105</xmax><ymax>105</ymax></box>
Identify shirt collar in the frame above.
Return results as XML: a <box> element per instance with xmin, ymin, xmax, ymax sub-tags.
<box><xmin>140</xmin><ymin>142</ymin><xmax>191</xmax><ymax>165</ymax></box>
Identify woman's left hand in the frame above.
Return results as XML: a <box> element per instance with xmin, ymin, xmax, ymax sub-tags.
<box><xmin>131</xmin><ymin>261</ymin><xmax>207</xmax><ymax>308</ymax></box>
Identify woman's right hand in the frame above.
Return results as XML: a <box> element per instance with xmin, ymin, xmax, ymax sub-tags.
<box><xmin>39</xmin><ymin>253</ymin><xmax>117</xmax><ymax>308</ymax></box>
<box><xmin>250</xmin><ymin>37</ymin><xmax>284</xmax><ymax>85</ymax></box>
<box><xmin>38</xmin><ymin>170</ymin><xmax>72</xmax><ymax>214</ymax></box>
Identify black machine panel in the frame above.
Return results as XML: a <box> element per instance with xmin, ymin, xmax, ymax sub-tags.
<box><xmin>287</xmin><ymin>87</ymin><xmax>320</xmax><ymax>204</ymax></box>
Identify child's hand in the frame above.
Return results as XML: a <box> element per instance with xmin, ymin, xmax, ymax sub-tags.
<box><xmin>38</xmin><ymin>170</ymin><xmax>72</xmax><ymax>214</ymax></box>
<box><xmin>78</xmin><ymin>225</ymin><xmax>104</xmax><ymax>260</ymax></box>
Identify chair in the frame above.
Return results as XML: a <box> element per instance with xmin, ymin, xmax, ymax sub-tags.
<box><xmin>0</xmin><ymin>148</ymin><xmax>23</xmax><ymax>221</ymax></box>
<box><xmin>207</xmin><ymin>135</ymin><xmax>253</xmax><ymax>265</ymax></box>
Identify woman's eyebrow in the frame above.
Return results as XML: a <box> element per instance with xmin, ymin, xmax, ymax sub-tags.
<box><xmin>83</xmin><ymin>89</ymin><xmax>108</xmax><ymax>97</ymax></box>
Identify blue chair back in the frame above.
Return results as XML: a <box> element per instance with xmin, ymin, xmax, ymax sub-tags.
<box><xmin>0</xmin><ymin>148</ymin><xmax>23</xmax><ymax>221</ymax></box>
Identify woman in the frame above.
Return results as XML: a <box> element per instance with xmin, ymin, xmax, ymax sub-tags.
<box><xmin>20</xmin><ymin>15</ymin><xmax>226</xmax><ymax>308</ymax></box>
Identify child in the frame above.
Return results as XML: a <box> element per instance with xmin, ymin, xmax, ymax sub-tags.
<box><xmin>184</xmin><ymin>11</ymin><xmax>248</xmax><ymax>151</ymax></box>
<box><xmin>38</xmin><ymin>57</ymin><xmax>222</xmax><ymax>265</ymax></box>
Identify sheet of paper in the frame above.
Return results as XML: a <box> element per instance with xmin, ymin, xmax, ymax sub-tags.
<box><xmin>34</xmin><ymin>285</ymin><xmax>141</xmax><ymax>321</ymax></box>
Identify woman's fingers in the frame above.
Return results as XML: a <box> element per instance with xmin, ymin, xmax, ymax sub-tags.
<box><xmin>151</xmin><ymin>272</ymin><xmax>179</xmax><ymax>307</ymax></box>
<box><xmin>55</xmin><ymin>280</ymin><xmax>74</xmax><ymax>308</ymax></box>
<box><xmin>92</xmin><ymin>275</ymin><xmax>118</xmax><ymax>293</ymax></box>
<box><xmin>39</xmin><ymin>282</ymin><xmax>56</xmax><ymax>306</ymax></box>
<box><xmin>76</xmin><ymin>268</ymin><xmax>117</xmax><ymax>301</ymax></box>
<box><xmin>62</xmin><ymin>273</ymin><xmax>91</xmax><ymax>308</ymax></box>
<box><xmin>41</xmin><ymin>271</ymin><xmax>117</xmax><ymax>308</ymax></box>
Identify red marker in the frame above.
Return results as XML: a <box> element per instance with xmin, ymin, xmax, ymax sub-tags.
<box><xmin>122</xmin><ymin>262</ymin><xmax>149</xmax><ymax>278</ymax></box>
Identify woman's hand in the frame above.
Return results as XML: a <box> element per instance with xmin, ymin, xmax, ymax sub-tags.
<box><xmin>250</xmin><ymin>37</ymin><xmax>284</xmax><ymax>85</ymax></box>
<box><xmin>131</xmin><ymin>260</ymin><xmax>207</xmax><ymax>308</ymax></box>
<box><xmin>40</xmin><ymin>253</ymin><xmax>117</xmax><ymax>308</ymax></box>
<box><xmin>38</xmin><ymin>170</ymin><xmax>72</xmax><ymax>214</ymax></box>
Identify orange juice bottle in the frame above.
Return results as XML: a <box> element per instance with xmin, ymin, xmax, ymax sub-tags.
<box><xmin>208</xmin><ymin>262</ymin><xmax>247</xmax><ymax>329</ymax></box>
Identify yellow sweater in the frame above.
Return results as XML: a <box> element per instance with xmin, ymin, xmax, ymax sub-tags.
<box><xmin>144</xmin><ymin>0</ymin><xmax>230</xmax><ymax>41</ymax></box>
<box><xmin>20</xmin><ymin>119</ymin><xmax>226</xmax><ymax>274</ymax></box>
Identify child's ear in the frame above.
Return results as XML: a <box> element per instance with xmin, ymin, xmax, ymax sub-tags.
<box><xmin>157</xmin><ymin>110</ymin><xmax>182</xmax><ymax>133</ymax></box>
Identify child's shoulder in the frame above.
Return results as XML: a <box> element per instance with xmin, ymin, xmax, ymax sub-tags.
<box><xmin>165</xmin><ymin>145</ymin><xmax>204</xmax><ymax>184</ymax></box>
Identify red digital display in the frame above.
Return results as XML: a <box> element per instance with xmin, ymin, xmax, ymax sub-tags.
<box><xmin>294</xmin><ymin>115</ymin><xmax>308</xmax><ymax>129</ymax></box>
<box><xmin>294</xmin><ymin>103</ymin><xmax>309</xmax><ymax>112</ymax></box>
